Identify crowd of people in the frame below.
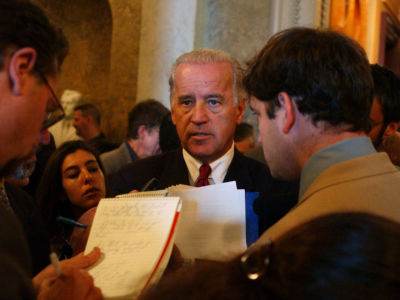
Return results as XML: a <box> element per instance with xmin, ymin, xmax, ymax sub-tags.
<box><xmin>1</xmin><ymin>1</ymin><xmax>400</xmax><ymax>299</ymax></box>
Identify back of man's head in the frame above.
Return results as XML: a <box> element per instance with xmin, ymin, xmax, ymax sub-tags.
<box><xmin>127</xmin><ymin>99</ymin><xmax>169</xmax><ymax>139</ymax></box>
<box><xmin>74</xmin><ymin>103</ymin><xmax>101</xmax><ymax>127</ymax></box>
<box><xmin>234</xmin><ymin>122</ymin><xmax>256</xmax><ymax>152</ymax></box>
<box><xmin>234</xmin><ymin>123</ymin><xmax>255</xmax><ymax>143</ymax></box>
<box><xmin>371</xmin><ymin>64</ymin><xmax>400</xmax><ymax>124</ymax></box>
<box><xmin>244</xmin><ymin>27</ymin><xmax>373</xmax><ymax>133</ymax></box>
<box><xmin>168</xmin><ymin>48</ymin><xmax>245</xmax><ymax>105</ymax></box>
<box><xmin>0</xmin><ymin>0</ymin><xmax>68</xmax><ymax>76</ymax></box>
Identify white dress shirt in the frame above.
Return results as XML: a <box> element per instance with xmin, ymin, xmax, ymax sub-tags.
<box><xmin>182</xmin><ymin>143</ymin><xmax>235</xmax><ymax>186</ymax></box>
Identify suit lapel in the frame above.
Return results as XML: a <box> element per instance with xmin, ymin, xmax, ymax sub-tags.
<box><xmin>224</xmin><ymin>149</ymin><xmax>253</xmax><ymax>189</ymax></box>
<box><xmin>158</xmin><ymin>149</ymin><xmax>190</xmax><ymax>188</ymax></box>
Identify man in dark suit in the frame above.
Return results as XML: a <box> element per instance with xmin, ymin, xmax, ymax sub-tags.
<box><xmin>112</xmin><ymin>49</ymin><xmax>298</xmax><ymax>235</ymax></box>
<box><xmin>100</xmin><ymin>99</ymin><xmax>169</xmax><ymax>176</ymax></box>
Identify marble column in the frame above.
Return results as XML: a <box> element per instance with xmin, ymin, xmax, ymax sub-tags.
<box><xmin>136</xmin><ymin>0</ymin><xmax>197</xmax><ymax>108</ymax></box>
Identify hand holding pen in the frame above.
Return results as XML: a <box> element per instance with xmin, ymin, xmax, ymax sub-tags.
<box><xmin>33</xmin><ymin>247</ymin><xmax>103</xmax><ymax>300</ymax></box>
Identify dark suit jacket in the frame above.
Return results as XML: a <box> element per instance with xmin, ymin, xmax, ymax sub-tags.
<box><xmin>112</xmin><ymin>148</ymin><xmax>298</xmax><ymax>235</ymax></box>
<box><xmin>0</xmin><ymin>202</ymin><xmax>35</xmax><ymax>299</ymax></box>
<box><xmin>7</xmin><ymin>182</ymin><xmax>51</xmax><ymax>275</ymax></box>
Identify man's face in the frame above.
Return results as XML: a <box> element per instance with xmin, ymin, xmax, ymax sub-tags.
<box><xmin>250</xmin><ymin>96</ymin><xmax>296</xmax><ymax>181</ymax></box>
<box><xmin>0</xmin><ymin>73</ymin><xmax>57</xmax><ymax>177</ymax></box>
<box><xmin>235</xmin><ymin>138</ymin><xmax>255</xmax><ymax>153</ymax></box>
<box><xmin>368</xmin><ymin>98</ymin><xmax>385</xmax><ymax>147</ymax></box>
<box><xmin>171</xmin><ymin>62</ymin><xmax>244</xmax><ymax>164</ymax></box>
<box><xmin>73</xmin><ymin>110</ymin><xmax>88</xmax><ymax>138</ymax></box>
<box><xmin>142</xmin><ymin>127</ymin><xmax>161</xmax><ymax>158</ymax></box>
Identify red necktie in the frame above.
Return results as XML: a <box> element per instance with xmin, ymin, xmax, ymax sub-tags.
<box><xmin>195</xmin><ymin>164</ymin><xmax>211</xmax><ymax>187</ymax></box>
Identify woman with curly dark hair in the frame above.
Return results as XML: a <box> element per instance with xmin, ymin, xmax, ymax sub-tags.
<box><xmin>36</xmin><ymin>140</ymin><xmax>107</xmax><ymax>258</ymax></box>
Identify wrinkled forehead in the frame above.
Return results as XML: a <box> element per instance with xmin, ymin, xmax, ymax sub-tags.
<box><xmin>174</xmin><ymin>63</ymin><xmax>234</xmax><ymax>91</ymax></box>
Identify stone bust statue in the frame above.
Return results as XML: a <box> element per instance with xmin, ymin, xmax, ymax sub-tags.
<box><xmin>49</xmin><ymin>89</ymin><xmax>83</xmax><ymax>147</ymax></box>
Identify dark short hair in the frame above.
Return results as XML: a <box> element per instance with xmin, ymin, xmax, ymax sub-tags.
<box><xmin>371</xmin><ymin>64</ymin><xmax>400</xmax><ymax>123</ymax></box>
<box><xmin>234</xmin><ymin>122</ymin><xmax>255</xmax><ymax>143</ymax></box>
<box><xmin>36</xmin><ymin>141</ymin><xmax>107</xmax><ymax>240</ymax></box>
<box><xmin>159</xmin><ymin>112</ymin><xmax>181</xmax><ymax>152</ymax></box>
<box><xmin>141</xmin><ymin>213</ymin><xmax>400</xmax><ymax>300</ymax></box>
<box><xmin>74</xmin><ymin>103</ymin><xmax>101</xmax><ymax>126</ymax></box>
<box><xmin>0</xmin><ymin>1</ymin><xmax>68</xmax><ymax>76</ymax></box>
<box><xmin>127</xmin><ymin>99</ymin><xmax>169</xmax><ymax>139</ymax></box>
<box><xmin>244</xmin><ymin>27</ymin><xmax>373</xmax><ymax>132</ymax></box>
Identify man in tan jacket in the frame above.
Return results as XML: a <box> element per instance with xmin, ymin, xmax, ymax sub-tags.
<box><xmin>243</xmin><ymin>28</ymin><xmax>400</xmax><ymax>242</ymax></box>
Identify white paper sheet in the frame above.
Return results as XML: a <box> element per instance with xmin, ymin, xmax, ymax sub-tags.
<box><xmin>169</xmin><ymin>182</ymin><xmax>246</xmax><ymax>260</ymax></box>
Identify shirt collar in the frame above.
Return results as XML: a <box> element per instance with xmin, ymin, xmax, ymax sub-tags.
<box><xmin>299</xmin><ymin>136</ymin><xmax>376</xmax><ymax>200</ymax></box>
<box><xmin>182</xmin><ymin>143</ymin><xmax>235</xmax><ymax>185</ymax></box>
<box><xmin>125</xmin><ymin>141</ymin><xmax>138</xmax><ymax>161</ymax></box>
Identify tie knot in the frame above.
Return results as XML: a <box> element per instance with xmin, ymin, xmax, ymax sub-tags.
<box><xmin>196</xmin><ymin>164</ymin><xmax>211</xmax><ymax>187</ymax></box>
<box><xmin>199</xmin><ymin>164</ymin><xmax>211</xmax><ymax>177</ymax></box>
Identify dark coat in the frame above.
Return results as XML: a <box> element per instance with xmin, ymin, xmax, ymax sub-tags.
<box><xmin>0</xmin><ymin>202</ymin><xmax>35</xmax><ymax>299</ymax></box>
<box><xmin>112</xmin><ymin>148</ymin><xmax>298</xmax><ymax>235</ymax></box>
<box><xmin>7</xmin><ymin>182</ymin><xmax>51</xmax><ymax>275</ymax></box>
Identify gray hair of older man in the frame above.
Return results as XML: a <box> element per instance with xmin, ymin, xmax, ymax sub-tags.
<box><xmin>168</xmin><ymin>48</ymin><xmax>245</xmax><ymax>106</ymax></box>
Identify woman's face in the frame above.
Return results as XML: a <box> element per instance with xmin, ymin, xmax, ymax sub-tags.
<box><xmin>61</xmin><ymin>149</ymin><xmax>106</xmax><ymax>212</ymax></box>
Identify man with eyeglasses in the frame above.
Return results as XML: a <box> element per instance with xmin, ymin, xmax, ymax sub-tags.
<box><xmin>0</xmin><ymin>1</ymin><xmax>102</xmax><ymax>299</ymax></box>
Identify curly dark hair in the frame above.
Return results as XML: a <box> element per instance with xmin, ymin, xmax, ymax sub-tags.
<box><xmin>244</xmin><ymin>27</ymin><xmax>373</xmax><ymax>132</ymax></box>
<box><xmin>36</xmin><ymin>141</ymin><xmax>108</xmax><ymax>241</ymax></box>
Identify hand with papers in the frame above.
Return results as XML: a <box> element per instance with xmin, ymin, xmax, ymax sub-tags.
<box><xmin>168</xmin><ymin>181</ymin><xmax>247</xmax><ymax>261</ymax></box>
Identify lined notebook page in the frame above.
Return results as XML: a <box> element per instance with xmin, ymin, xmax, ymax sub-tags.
<box><xmin>84</xmin><ymin>197</ymin><xmax>180</xmax><ymax>299</ymax></box>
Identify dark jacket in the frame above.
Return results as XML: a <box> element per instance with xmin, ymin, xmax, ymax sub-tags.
<box><xmin>112</xmin><ymin>148</ymin><xmax>298</xmax><ymax>235</ymax></box>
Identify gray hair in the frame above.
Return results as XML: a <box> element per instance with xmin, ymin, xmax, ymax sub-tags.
<box><xmin>168</xmin><ymin>48</ymin><xmax>245</xmax><ymax>105</ymax></box>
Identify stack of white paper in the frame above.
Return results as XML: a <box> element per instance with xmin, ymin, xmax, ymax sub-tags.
<box><xmin>169</xmin><ymin>181</ymin><xmax>247</xmax><ymax>261</ymax></box>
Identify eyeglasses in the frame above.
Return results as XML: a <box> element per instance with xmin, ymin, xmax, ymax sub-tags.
<box><xmin>38</xmin><ymin>72</ymin><xmax>65</xmax><ymax>130</ymax></box>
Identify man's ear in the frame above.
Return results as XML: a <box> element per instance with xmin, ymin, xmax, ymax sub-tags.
<box><xmin>279</xmin><ymin>92</ymin><xmax>296</xmax><ymax>134</ymax></box>
<box><xmin>171</xmin><ymin>104</ymin><xmax>177</xmax><ymax>125</ymax></box>
<box><xmin>235</xmin><ymin>98</ymin><xmax>245</xmax><ymax>124</ymax></box>
<box><xmin>137</xmin><ymin>125</ymin><xmax>147</xmax><ymax>139</ymax></box>
<box><xmin>8</xmin><ymin>47</ymin><xmax>37</xmax><ymax>96</ymax></box>
<box><xmin>384</xmin><ymin>121</ymin><xmax>400</xmax><ymax>138</ymax></box>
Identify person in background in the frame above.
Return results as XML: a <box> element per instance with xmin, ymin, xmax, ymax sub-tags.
<box><xmin>159</xmin><ymin>112</ymin><xmax>181</xmax><ymax>153</ymax></box>
<box><xmin>368</xmin><ymin>64</ymin><xmax>400</xmax><ymax>165</ymax></box>
<box><xmin>234</xmin><ymin>122</ymin><xmax>257</xmax><ymax>153</ymax></box>
<box><xmin>22</xmin><ymin>132</ymin><xmax>57</xmax><ymax>197</ymax></box>
<box><xmin>140</xmin><ymin>213</ymin><xmax>400</xmax><ymax>300</ymax></box>
<box><xmin>37</xmin><ymin>141</ymin><xmax>107</xmax><ymax>259</ymax></box>
<box><xmin>73</xmin><ymin>103</ymin><xmax>118</xmax><ymax>154</ymax></box>
<box><xmin>100</xmin><ymin>99</ymin><xmax>169</xmax><ymax>176</ymax></box>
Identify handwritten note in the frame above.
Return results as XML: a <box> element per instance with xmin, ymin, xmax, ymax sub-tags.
<box><xmin>84</xmin><ymin>197</ymin><xmax>181</xmax><ymax>299</ymax></box>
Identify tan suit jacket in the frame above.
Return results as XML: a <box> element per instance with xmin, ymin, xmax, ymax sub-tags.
<box><xmin>257</xmin><ymin>152</ymin><xmax>400</xmax><ymax>243</ymax></box>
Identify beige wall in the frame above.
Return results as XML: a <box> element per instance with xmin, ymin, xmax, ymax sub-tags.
<box><xmin>33</xmin><ymin>0</ymin><xmax>142</xmax><ymax>143</ymax></box>
<box><xmin>33</xmin><ymin>0</ymin><xmax>397</xmax><ymax>143</ymax></box>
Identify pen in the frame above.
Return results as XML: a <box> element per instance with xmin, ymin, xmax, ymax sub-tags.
<box><xmin>49</xmin><ymin>252</ymin><xmax>61</xmax><ymax>276</ymax></box>
<box><xmin>56</xmin><ymin>216</ymin><xmax>88</xmax><ymax>228</ymax></box>
<box><xmin>140</xmin><ymin>177</ymin><xmax>160</xmax><ymax>192</ymax></box>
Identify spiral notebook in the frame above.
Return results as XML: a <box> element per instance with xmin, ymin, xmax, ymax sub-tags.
<box><xmin>84</xmin><ymin>196</ymin><xmax>181</xmax><ymax>299</ymax></box>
